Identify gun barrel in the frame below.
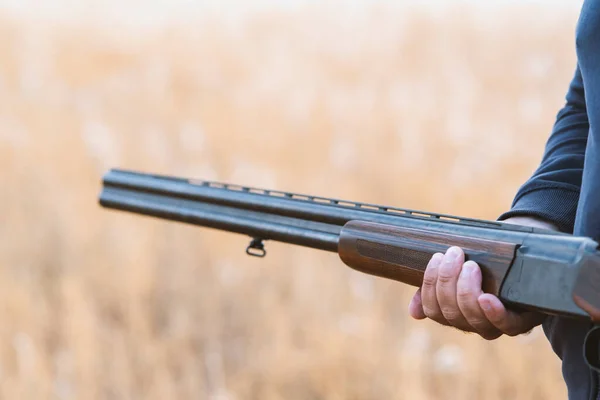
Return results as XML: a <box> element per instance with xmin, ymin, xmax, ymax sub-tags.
<box><xmin>100</xmin><ymin>180</ymin><xmax>340</xmax><ymax>252</ymax></box>
<box><xmin>100</xmin><ymin>169</ymin><xmax>546</xmax><ymax>232</ymax></box>
<box><xmin>100</xmin><ymin>168</ymin><xmax>563</xmax><ymax>252</ymax></box>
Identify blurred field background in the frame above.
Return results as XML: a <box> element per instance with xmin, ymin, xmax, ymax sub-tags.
<box><xmin>0</xmin><ymin>0</ymin><xmax>586</xmax><ymax>399</ymax></box>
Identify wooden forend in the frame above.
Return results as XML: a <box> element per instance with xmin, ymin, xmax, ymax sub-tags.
<box><xmin>338</xmin><ymin>220</ymin><xmax>518</xmax><ymax>296</ymax></box>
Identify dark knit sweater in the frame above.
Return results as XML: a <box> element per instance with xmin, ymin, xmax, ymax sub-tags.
<box><xmin>498</xmin><ymin>2</ymin><xmax>600</xmax><ymax>398</ymax></box>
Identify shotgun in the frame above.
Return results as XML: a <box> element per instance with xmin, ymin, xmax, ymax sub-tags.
<box><xmin>98</xmin><ymin>169</ymin><xmax>600</xmax><ymax>320</ymax></box>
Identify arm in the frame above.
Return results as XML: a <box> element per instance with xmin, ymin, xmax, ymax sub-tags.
<box><xmin>498</xmin><ymin>65</ymin><xmax>589</xmax><ymax>232</ymax></box>
<box><xmin>409</xmin><ymin>65</ymin><xmax>590</xmax><ymax>339</ymax></box>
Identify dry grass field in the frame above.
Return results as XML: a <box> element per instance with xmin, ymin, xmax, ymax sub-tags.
<box><xmin>0</xmin><ymin>1</ymin><xmax>585</xmax><ymax>399</ymax></box>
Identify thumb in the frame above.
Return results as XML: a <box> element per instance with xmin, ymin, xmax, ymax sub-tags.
<box><xmin>409</xmin><ymin>288</ymin><xmax>427</xmax><ymax>320</ymax></box>
<box><xmin>478</xmin><ymin>294</ymin><xmax>544</xmax><ymax>336</ymax></box>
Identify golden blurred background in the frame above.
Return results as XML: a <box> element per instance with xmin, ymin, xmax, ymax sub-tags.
<box><xmin>0</xmin><ymin>1</ymin><xmax>585</xmax><ymax>399</ymax></box>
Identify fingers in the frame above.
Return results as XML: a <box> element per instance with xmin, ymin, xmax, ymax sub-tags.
<box><xmin>421</xmin><ymin>252</ymin><xmax>450</xmax><ymax>326</ymax></box>
<box><xmin>414</xmin><ymin>247</ymin><xmax>544</xmax><ymax>340</ymax></box>
<box><xmin>408</xmin><ymin>289</ymin><xmax>427</xmax><ymax>320</ymax></box>
<box><xmin>415</xmin><ymin>247</ymin><xmax>544</xmax><ymax>340</ymax></box>
<box><xmin>573</xmin><ymin>295</ymin><xmax>600</xmax><ymax>322</ymax></box>
<box><xmin>456</xmin><ymin>261</ymin><xmax>502</xmax><ymax>340</ymax></box>
<box><xmin>478</xmin><ymin>294</ymin><xmax>545</xmax><ymax>336</ymax></box>
<box><xmin>436</xmin><ymin>247</ymin><xmax>472</xmax><ymax>331</ymax></box>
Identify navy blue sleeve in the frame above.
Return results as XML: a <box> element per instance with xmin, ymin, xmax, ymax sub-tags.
<box><xmin>498</xmin><ymin>66</ymin><xmax>589</xmax><ymax>233</ymax></box>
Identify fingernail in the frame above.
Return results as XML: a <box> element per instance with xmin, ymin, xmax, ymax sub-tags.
<box><xmin>445</xmin><ymin>246</ymin><xmax>462</xmax><ymax>261</ymax></box>
<box><xmin>463</xmin><ymin>261</ymin><xmax>478</xmax><ymax>275</ymax></box>
<box><xmin>481</xmin><ymin>299</ymin><xmax>492</xmax><ymax>312</ymax></box>
<box><xmin>460</xmin><ymin>264</ymin><xmax>472</xmax><ymax>278</ymax></box>
<box><xmin>430</xmin><ymin>253</ymin><xmax>444</xmax><ymax>267</ymax></box>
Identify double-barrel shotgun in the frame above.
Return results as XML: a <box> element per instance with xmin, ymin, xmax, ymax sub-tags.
<box><xmin>98</xmin><ymin>169</ymin><xmax>600</xmax><ymax>321</ymax></box>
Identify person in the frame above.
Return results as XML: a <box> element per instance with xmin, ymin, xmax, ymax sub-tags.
<box><xmin>407</xmin><ymin>2</ymin><xmax>600</xmax><ymax>399</ymax></box>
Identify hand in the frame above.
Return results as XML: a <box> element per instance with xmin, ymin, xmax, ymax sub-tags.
<box><xmin>573</xmin><ymin>295</ymin><xmax>600</xmax><ymax>323</ymax></box>
<box><xmin>407</xmin><ymin>216</ymin><xmax>558</xmax><ymax>340</ymax></box>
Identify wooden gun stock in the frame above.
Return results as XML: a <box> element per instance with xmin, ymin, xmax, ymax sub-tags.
<box><xmin>338</xmin><ymin>220</ymin><xmax>518</xmax><ymax>296</ymax></box>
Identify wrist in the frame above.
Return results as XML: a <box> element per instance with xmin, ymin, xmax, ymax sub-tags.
<box><xmin>501</xmin><ymin>216</ymin><xmax>560</xmax><ymax>232</ymax></box>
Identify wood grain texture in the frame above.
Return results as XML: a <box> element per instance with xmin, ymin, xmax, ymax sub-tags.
<box><xmin>338</xmin><ymin>220</ymin><xmax>518</xmax><ymax>295</ymax></box>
